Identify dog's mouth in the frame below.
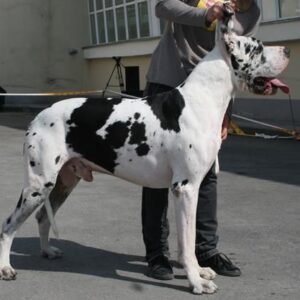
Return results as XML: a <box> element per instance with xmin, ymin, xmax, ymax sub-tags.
<box><xmin>253</xmin><ymin>77</ymin><xmax>290</xmax><ymax>95</ymax></box>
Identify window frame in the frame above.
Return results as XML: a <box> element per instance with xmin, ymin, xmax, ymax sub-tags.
<box><xmin>88</xmin><ymin>0</ymin><xmax>160</xmax><ymax>45</ymax></box>
<box><xmin>257</xmin><ymin>0</ymin><xmax>300</xmax><ymax>22</ymax></box>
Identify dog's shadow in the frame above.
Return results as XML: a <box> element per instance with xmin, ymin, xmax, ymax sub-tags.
<box><xmin>11</xmin><ymin>237</ymin><xmax>189</xmax><ymax>293</ymax></box>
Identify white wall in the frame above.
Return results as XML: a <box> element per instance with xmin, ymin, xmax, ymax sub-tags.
<box><xmin>0</xmin><ymin>0</ymin><xmax>90</xmax><ymax>93</ymax></box>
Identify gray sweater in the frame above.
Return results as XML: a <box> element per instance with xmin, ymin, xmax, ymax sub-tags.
<box><xmin>146</xmin><ymin>0</ymin><xmax>261</xmax><ymax>88</ymax></box>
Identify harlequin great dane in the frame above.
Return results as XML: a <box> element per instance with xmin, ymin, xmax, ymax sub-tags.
<box><xmin>0</xmin><ymin>20</ymin><xmax>289</xmax><ymax>294</ymax></box>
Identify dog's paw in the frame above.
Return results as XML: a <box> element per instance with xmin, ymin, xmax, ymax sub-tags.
<box><xmin>190</xmin><ymin>278</ymin><xmax>218</xmax><ymax>295</ymax></box>
<box><xmin>202</xmin><ymin>280</ymin><xmax>218</xmax><ymax>294</ymax></box>
<box><xmin>0</xmin><ymin>266</ymin><xmax>17</xmax><ymax>280</ymax></box>
<box><xmin>41</xmin><ymin>246</ymin><xmax>63</xmax><ymax>259</ymax></box>
<box><xmin>199</xmin><ymin>267</ymin><xmax>217</xmax><ymax>280</ymax></box>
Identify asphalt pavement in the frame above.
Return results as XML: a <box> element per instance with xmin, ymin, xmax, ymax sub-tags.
<box><xmin>0</xmin><ymin>112</ymin><xmax>299</xmax><ymax>300</ymax></box>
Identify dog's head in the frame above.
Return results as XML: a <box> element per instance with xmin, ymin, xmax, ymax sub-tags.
<box><xmin>218</xmin><ymin>18</ymin><xmax>290</xmax><ymax>95</ymax></box>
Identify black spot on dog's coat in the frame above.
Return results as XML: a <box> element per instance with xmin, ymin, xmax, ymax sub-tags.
<box><xmin>6</xmin><ymin>217</ymin><xmax>11</xmax><ymax>225</ymax></box>
<box><xmin>66</xmin><ymin>97</ymin><xmax>123</xmax><ymax>173</ymax></box>
<box><xmin>145</xmin><ymin>89</ymin><xmax>185</xmax><ymax>132</ymax></box>
<box><xmin>172</xmin><ymin>179</ymin><xmax>189</xmax><ymax>191</ymax></box>
<box><xmin>33</xmin><ymin>132</ymin><xmax>37</xmax><ymax>136</ymax></box>
<box><xmin>105</xmin><ymin>121</ymin><xmax>130</xmax><ymax>149</ymax></box>
<box><xmin>16</xmin><ymin>195</ymin><xmax>23</xmax><ymax>209</ymax></box>
<box><xmin>50</xmin><ymin>123</ymin><xmax>55</xmax><ymax>127</ymax></box>
<box><xmin>30</xmin><ymin>161</ymin><xmax>36</xmax><ymax>167</ymax></box>
<box><xmin>32</xmin><ymin>192</ymin><xmax>41</xmax><ymax>197</ymax></box>
<box><xmin>182</xmin><ymin>179</ymin><xmax>189</xmax><ymax>185</ymax></box>
<box><xmin>135</xmin><ymin>143</ymin><xmax>150</xmax><ymax>156</ymax></box>
<box><xmin>172</xmin><ymin>182</ymin><xmax>179</xmax><ymax>189</ymax></box>
<box><xmin>45</xmin><ymin>182</ymin><xmax>54</xmax><ymax>188</ymax></box>
<box><xmin>55</xmin><ymin>156</ymin><xmax>61</xmax><ymax>164</ymax></box>
<box><xmin>245</xmin><ymin>44</ymin><xmax>251</xmax><ymax>54</ymax></box>
<box><xmin>231</xmin><ymin>55</ymin><xmax>240</xmax><ymax>70</ymax></box>
<box><xmin>134</xmin><ymin>113</ymin><xmax>141</xmax><ymax>120</ymax></box>
<box><xmin>241</xmin><ymin>63</ymin><xmax>250</xmax><ymax>71</ymax></box>
<box><xmin>129</xmin><ymin>122</ymin><xmax>147</xmax><ymax>145</ymax></box>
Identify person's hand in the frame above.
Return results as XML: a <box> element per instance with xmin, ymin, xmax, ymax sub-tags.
<box><xmin>206</xmin><ymin>1</ymin><xmax>237</xmax><ymax>25</ymax></box>
<box><xmin>206</xmin><ymin>2</ymin><xmax>224</xmax><ymax>24</ymax></box>
<box><xmin>221</xmin><ymin>114</ymin><xmax>230</xmax><ymax>141</ymax></box>
<box><xmin>229</xmin><ymin>0</ymin><xmax>237</xmax><ymax>11</ymax></box>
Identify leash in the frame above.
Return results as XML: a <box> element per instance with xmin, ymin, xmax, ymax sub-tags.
<box><xmin>0</xmin><ymin>89</ymin><xmax>103</xmax><ymax>97</ymax></box>
<box><xmin>0</xmin><ymin>88</ymin><xmax>139</xmax><ymax>99</ymax></box>
<box><xmin>231</xmin><ymin>113</ymin><xmax>300</xmax><ymax>140</ymax></box>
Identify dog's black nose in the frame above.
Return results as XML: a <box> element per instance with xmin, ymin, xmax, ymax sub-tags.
<box><xmin>284</xmin><ymin>47</ymin><xmax>290</xmax><ymax>58</ymax></box>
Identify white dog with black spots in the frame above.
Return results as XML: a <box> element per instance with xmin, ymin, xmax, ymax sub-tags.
<box><xmin>0</xmin><ymin>20</ymin><xmax>289</xmax><ymax>294</ymax></box>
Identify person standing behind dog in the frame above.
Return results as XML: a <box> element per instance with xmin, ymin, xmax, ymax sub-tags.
<box><xmin>142</xmin><ymin>0</ymin><xmax>261</xmax><ymax>280</ymax></box>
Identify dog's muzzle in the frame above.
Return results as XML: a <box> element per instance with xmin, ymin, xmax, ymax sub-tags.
<box><xmin>253</xmin><ymin>76</ymin><xmax>290</xmax><ymax>95</ymax></box>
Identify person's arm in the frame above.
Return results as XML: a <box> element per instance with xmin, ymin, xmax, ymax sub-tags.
<box><xmin>156</xmin><ymin>0</ymin><xmax>208</xmax><ymax>27</ymax></box>
<box><xmin>155</xmin><ymin>0</ymin><xmax>224</xmax><ymax>28</ymax></box>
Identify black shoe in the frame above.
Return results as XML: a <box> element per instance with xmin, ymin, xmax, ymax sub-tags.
<box><xmin>198</xmin><ymin>253</ymin><xmax>241</xmax><ymax>277</ymax></box>
<box><xmin>147</xmin><ymin>255</ymin><xmax>174</xmax><ymax>280</ymax></box>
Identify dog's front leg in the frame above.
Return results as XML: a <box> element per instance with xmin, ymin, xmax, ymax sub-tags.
<box><xmin>171</xmin><ymin>180</ymin><xmax>217</xmax><ymax>294</ymax></box>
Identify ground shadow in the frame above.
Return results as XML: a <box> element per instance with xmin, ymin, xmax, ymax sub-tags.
<box><xmin>11</xmin><ymin>237</ymin><xmax>189</xmax><ymax>293</ymax></box>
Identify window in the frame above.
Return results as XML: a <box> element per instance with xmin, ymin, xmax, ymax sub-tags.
<box><xmin>279</xmin><ymin>0</ymin><xmax>300</xmax><ymax>18</ymax></box>
<box><xmin>257</xmin><ymin>0</ymin><xmax>300</xmax><ymax>21</ymax></box>
<box><xmin>88</xmin><ymin>0</ymin><xmax>155</xmax><ymax>45</ymax></box>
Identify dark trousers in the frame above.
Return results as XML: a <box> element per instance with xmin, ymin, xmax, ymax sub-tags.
<box><xmin>142</xmin><ymin>82</ymin><xmax>219</xmax><ymax>262</ymax></box>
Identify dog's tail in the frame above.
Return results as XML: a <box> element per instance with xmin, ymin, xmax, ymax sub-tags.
<box><xmin>44</xmin><ymin>197</ymin><xmax>59</xmax><ymax>239</ymax></box>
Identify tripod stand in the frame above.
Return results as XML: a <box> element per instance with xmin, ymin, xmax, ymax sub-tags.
<box><xmin>103</xmin><ymin>57</ymin><xmax>124</xmax><ymax>97</ymax></box>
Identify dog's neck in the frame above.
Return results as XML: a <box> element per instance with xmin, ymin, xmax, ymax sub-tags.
<box><xmin>180</xmin><ymin>42</ymin><xmax>236</xmax><ymax>109</ymax></box>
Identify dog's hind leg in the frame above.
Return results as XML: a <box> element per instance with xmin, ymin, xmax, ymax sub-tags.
<box><xmin>35</xmin><ymin>165</ymin><xmax>80</xmax><ymax>259</ymax></box>
<box><xmin>171</xmin><ymin>179</ymin><xmax>218</xmax><ymax>294</ymax></box>
<box><xmin>0</xmin><ymin>146</ymin><xmax>65</xmax><ymax>280</ymax></box>
<box><xmin>0</xmin><ymin>179</ymin><xmax>57</xmax><ymax>280</ymax></box>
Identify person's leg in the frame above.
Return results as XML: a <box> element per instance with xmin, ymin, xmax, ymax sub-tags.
<box><xmin>195</xmin><ymin>163</ymin><xmax>241</xmax><ymax>277</ymax></box>
<box><xmin>195</xmin><ymin>163</ymin><xmax>219</xmax><ymax>260</ymax></box>
<box><xmin>142</xmin><ymin>187</ymin><xmax>174</xmax><ymax>279</ymax></box>
<box><xmin>141</xmin><ymin>82</ymin><xmax>174</xmax><ymax>280</ymax></box>
<box><xmin>142</xmin><ymin>187</ymin><xmax>170</xmax><ymax>260</ymax></box>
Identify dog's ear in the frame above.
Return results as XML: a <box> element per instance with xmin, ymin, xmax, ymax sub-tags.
<box><xmin>216</xmin><ymin>22</ymin><xmax>234</xmax><ymax>55</ymax></box>
<box><xmin>223</xmin><ymin>31</ymin><xmax>235</xmax><ymax>54</ymax></box>
<box><xmin>222</xmin><ymin>2</ymin><xmax>234</xmax><ymax>32</ymax></box>
<box><xmin>216</xmin><ymin>2</ymin><xmax>235</xmax><ymax>51</ymax></box>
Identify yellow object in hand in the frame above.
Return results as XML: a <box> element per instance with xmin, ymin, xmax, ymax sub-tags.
<box><xmin>197</xmin><ymin>0</ymin><xmax>224</xmax><ymax>31</ymax></box>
